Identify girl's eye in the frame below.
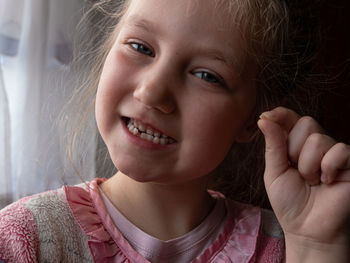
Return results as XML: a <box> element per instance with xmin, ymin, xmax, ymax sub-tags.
<box><xmin>130</xmin><ymin>42</ymin><xmax>154</xmax><ymax>57</ymax></box>
<box><xmin>194</xmin><ymin>72</ymin><xmax>220</xmax><ymax>84</ymax></box>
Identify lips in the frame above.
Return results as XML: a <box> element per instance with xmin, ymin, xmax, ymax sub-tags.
<box><xmin>123</xmin><ymin>117</ymin><xmax>176</xmax><ymax>145</ymax></box>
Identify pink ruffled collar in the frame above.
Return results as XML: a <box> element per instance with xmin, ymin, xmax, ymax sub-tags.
<box><xmin>64</xmin><ymin>178</ymin><xmax>261</xmax><ymax>263</ymax></box>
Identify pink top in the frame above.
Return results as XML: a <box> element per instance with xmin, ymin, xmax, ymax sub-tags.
<box><xmin>0</xmin><ymin>178</ymin><xmax>285</xmax><ymax>262</ymax></box>
<box><xmin>99</xmin><ymin>188</ymin><xmax>227</xmax><ymax>262</ymax></box>
<box><xmin>64</xmin><ymin>179</ymin><xmax>284</xmax><ymax>262</ymax></box>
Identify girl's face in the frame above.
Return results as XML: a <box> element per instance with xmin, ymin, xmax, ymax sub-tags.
<box><xmin>96</xmin><ymin>0</ymin><xmax>257</xmax><ymax>184</ymax></box>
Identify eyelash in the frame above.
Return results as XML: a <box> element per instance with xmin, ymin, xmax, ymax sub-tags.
<box><xmin>193</xmin><ymin>72</ymin><xmax>220</xmax><ymax>84</ymax></box>
<box><xmin>128</xmin><ymin>41</ymin><xmax>154</xmax><ymax>57</ymax></box>
<box><xmin>126</xmin><ymin>40</ymin><xmax>225</xmax><ymax>87</ymax></box>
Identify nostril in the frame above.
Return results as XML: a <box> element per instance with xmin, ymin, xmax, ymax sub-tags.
<box><xmin>157</xmin><ymin>102</ymin><xmax>175</xmax><ymax>114</ymax></box>
<box><xmin>134</xmin><ymin>88</ymin><xmax>175</xmax><ymax>114</ymax></box>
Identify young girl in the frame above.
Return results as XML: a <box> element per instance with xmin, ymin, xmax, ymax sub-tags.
<box><xmin>1</xmin><ymin>0</ymin><xmax>349</xmax><ymax>262</ymax></box>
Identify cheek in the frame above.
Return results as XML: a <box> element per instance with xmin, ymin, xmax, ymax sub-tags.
<box><xmin>98</xmin><ymin>46</ymin><xmax>136</xmax><ymax>93</ymax></box>
<box><xmin>181</xmin><ymin>102</ymin><xmax>243</xmax><ymax>173</ymax></box>
<box><xmin>95</xmin><ymin>52</ymin><xmax>132</xmax><ymax>130</ymax></box>
<box><xmin>187</xmin><ymin>96</ymin><xmax>246</xmax><ymax>142</ymax></box>
<box><xmin>95</xmin><ymin>79</ymin><xmax>118</xmax><ymax>135</ymax></box>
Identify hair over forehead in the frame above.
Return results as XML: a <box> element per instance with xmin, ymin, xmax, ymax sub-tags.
<box><xmin>82</xmin><ymin>0</ymin><xmax>290</xmax><ymax>62</ymax></box>
<box><xmin>100</xmin><ymin>0</ymin><xmax>291</xmax><ymax>72</ymax></box>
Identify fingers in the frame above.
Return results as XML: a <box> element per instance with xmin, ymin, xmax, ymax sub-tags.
<box><xmin>298</xmin><ymin>137</ymin><xmax>350</xmax><ymax>185</ymax></box>
<box><xmin>259</xmin><ymin>106</ymin><xmax>350</xmax><ymax>186</ymax></box>
<box><xmin>298</xmin><ymin>133</ymin><xmax>336</xmax><ymax>185</ymax></box>
<box><xmin>260</xmin><ymin>107</ymin><xmax>325</xmax><ymax>164</ymax></box>
<box><xmin>287</xmin><ymin>116</ymin><xmax>325</xmax><ymax>164</ymax></box>
<box><xmin>321</xmin><ymin>143</ymin><xmax>350</xmax><ymax>184</ymax></box>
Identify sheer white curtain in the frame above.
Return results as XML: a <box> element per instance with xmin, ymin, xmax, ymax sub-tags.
<box><xmin>0</xmin><ymin>0</ymin><xmax>96</xmax><ymax>208</ymax></box>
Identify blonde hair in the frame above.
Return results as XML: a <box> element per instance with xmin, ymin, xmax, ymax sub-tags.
<box><xmin>63</xmin><ymin>0</ymin><xmax>320</xmax><ymax>207</ymax></box>
<box><xmin>209</xmin><ymin>0</ymin><xmax>320</xmax><ymax>207</ymax></box>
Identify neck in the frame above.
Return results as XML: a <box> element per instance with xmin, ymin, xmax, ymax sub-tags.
<box><xmin>100</xmin><ymin>171</ymin><xmax>215</xmax><ymax>241</ymax></box>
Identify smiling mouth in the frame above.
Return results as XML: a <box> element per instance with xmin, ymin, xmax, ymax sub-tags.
<box><xmin>123</xmin><ymin>117</ymin><xmax>176</xmax><ymax>145</ymax></box>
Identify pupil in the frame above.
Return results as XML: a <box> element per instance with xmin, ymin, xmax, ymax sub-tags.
<box><xmin>138</xmin><ymin>44</ymin><xmax>151</xmax><ymax>55</ymax></box>
<box><xmin>203</xmin><ymin>73</ymin><xmax>217</xmax><ymax>83</ymax></box>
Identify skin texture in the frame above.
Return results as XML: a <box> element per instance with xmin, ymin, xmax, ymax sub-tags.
<box><xmin>95</xmin><ymin>0</ymin><xmax>350</xmax><ymax>259</ymax></box>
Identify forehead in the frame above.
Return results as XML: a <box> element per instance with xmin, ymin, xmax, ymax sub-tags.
<box><xmin>121</xmin><ymin>0</ymin><xmax>247</xmax><ymax>70</ymax></box>
<box><xmin>124</xmin><ymin>0</ymin><xmax>236</xmax><ymax>32</ymax></box>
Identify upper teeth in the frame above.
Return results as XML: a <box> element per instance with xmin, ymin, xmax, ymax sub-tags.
<box><xmin>127</xmin><ymin>119</ymin><xmax>173</xmax><ymax>145</ymax></box>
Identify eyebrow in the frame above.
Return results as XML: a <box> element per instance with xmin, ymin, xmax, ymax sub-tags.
<box><xmin>201</xmin><ymin>48</ymin><xmax>241</xmax><ymax>72</ymax></box>
<box><xmin>124</xmin><ymin>15</ymin><xmax>157</xmax><ymax>34</ymax></box>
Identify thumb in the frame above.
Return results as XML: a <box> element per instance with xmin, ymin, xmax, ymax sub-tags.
<box><xmin>257</xmin><ymin>117</ymin><xmax>290</xmax><ymax>187</ymax></box>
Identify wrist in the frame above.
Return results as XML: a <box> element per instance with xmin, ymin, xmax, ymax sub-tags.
<box><xmin>285</xmin><ymin>233</ymin><xmax>350</xmax><ymax>263</ymax></box>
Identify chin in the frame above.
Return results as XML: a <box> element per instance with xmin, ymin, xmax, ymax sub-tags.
<box><xmin>113</xmin><ymin>159</ymin><xmax>157</xmax><ymax>183</ymax></box>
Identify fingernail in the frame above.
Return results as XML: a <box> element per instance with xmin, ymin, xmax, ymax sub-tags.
<box><xmin>321</xmin><ymin>173</ymin><xmax>328</xmax><ymax>184</ymax></box>
<box><xmin>259</xmin><ymin>111</ymin><xmax>276</xmax><ymax>121</ymax></box>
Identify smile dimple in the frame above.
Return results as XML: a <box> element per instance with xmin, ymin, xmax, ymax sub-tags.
<box><xmin>126</xmin><ymin>118</ymin><xmax>175</xmax><ymax>145</ymax></box>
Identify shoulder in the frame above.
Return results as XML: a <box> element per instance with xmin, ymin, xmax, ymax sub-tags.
<box><xmin>28</xmin><ymin>185</ymin><xmax>93</xmax><ymax>262</ymax></box>
<box><xmin>0</xmin><ymin>185</ymin><xmax>94</xmax><ymax>263</ymax></box>
<box><xmin>224</xmin><ymin>200</ymin><xmax>284</xmax><ymax>239</ymax></box>
<box><xmin>205</xmin><ymin>199</ymin><xmax>285</xmax><ymax>263</ymax></box>
<box><xmin>0</xmin><ymin>195</ymin><xmax>40</xmax><ymax>262</ymax></box>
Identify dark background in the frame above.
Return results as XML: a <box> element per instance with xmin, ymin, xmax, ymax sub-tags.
<box><xmin>317</xmin><ymin>0</ymin><xmax>350</xmax><ymax>143</ymax></box>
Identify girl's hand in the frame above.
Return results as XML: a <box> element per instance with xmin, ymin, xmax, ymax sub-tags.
<box><xmin>257</xmin><ymin>107</ymin><xmax>350</xmax><ymax>262</ymax></box>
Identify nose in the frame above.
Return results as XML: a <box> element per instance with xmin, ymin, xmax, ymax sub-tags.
<box><xmin>133</xmin><ymin>62</ymin><xmax>176</xmax><ymax>114</ymax></box>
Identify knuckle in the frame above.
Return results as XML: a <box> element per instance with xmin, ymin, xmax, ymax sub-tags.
<box><xmin>274</xmin><ymin>106</ymin><xmax>293</xmax><ymax>117</ymax></box>
<box><xmin>297</xmin><ymin>116</ymin><xmax>324</xmax><ymax>134</ymax></box>
<box><xmin>333</xmin><ymin>142</ymin><xmax>349</xmax><ymax>153</ymax></box>
<box><xmin>305</xmin><ymin>133</ymin><xmax>325</xmax><ymax>148</ymax></box>
<box><xmin>298</xmin><ymin>116</ymin><xmax>316</xmax><ymax>127</ymax></box>
<box><xmin>274</xmin><ymin>106</ymin><xmax>287</xmax><ymax>112</ymax></box>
